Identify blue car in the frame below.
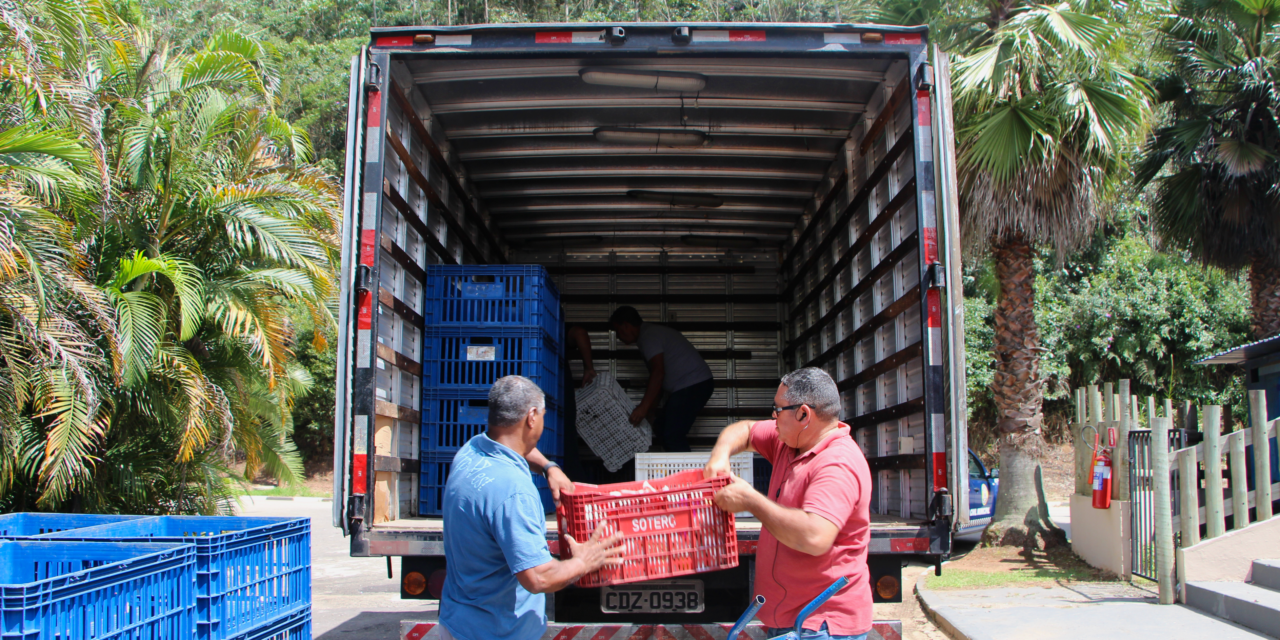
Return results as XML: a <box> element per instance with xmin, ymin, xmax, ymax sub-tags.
<box><xmin>956</xmin><ymin>449</ymin><xmax>999</xmax><ymax>538</ymax></box>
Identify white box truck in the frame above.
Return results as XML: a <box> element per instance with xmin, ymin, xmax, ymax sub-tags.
<box><xmin>331</xmin><ymin>22</ymin><xmax>973</xmax><ymax>637</ymax></box>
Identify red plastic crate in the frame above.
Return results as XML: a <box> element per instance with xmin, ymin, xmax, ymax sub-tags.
<box><xmin>556</xmin><ymin>470</ymin><xmax>738</xmax><ymax>587</ymax></box>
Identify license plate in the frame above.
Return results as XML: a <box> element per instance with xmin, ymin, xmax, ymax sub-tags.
<box><xmin>600</xmin><ymin>580</ymin><xmax>705</xmax><ymax>614</ymax></box>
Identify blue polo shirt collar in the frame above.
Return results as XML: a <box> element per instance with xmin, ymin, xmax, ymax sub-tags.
<box><xmin>474</xmin><ymin>433</ymin><xmax>530</xmax><ymax>473</ymax></box>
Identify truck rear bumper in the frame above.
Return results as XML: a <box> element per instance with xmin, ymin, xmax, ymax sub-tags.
<box><xmin>401</xmin><ymin>621</ymin><xmax>904</xmax><ymax>639</ymax></box>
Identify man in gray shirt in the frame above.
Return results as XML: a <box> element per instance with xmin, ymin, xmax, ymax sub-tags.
<box><xmin>608</xmin><ymin>306</ymin><xmax>714</xmax><ymax>452</ymax></box>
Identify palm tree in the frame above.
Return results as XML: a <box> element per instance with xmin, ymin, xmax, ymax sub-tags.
<box><xmin>0</xmin><ymin>0</ymin><xmax>120</xmax><ymax>509</ymax></box>
<box><xmin>942</xmin><ymin>1</ymin><xmax>1150</xmax><ymax>546</ymax></box>
<box><xmin>91</xmin><ymin>26</ymin><xmax>339</xmax><ymax>501</ymax></box>
<box><xmin>1136</xmin><ymin>0</ymin><xmax>1280</xmax><ymax>339</ymax></box>
<box><xmin>1</xmin><ymin>0</ymin><xmax>340</xmax><ymax>512</ymax></box>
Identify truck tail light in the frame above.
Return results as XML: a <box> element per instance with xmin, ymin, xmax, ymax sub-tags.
<box><xmin>403</xmin><ymin>571</ymin><xmax>427</xmax><ymax>596</ymax></box>
<box><xmin>428</xmin><ymin>569</ymin><xmax>447</xmax><ymax>599</ymax></box>
<box><xmin>876</xmin><ymin>574</ymin><xmax>901</xmax><ymax>601</ymax></box>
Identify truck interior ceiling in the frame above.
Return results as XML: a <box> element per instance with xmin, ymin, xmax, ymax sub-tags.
<box><xmin>361</xmin><ymin>24</ymin><xmax>954</xmax><ymax>531</ymax></box>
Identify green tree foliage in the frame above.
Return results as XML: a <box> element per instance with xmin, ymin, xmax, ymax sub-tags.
<box><xmin>964</xmin><ymin>213</ymin><xmax>1252</xmax><ymax>458</ymax></box>
<box><xmin>1038</xmin><ymin>233</ymin><xmax>1250</xmax><ymax>411</ymax></box>
<box><xmin>936</xmin><ymin>0</ymin><xmax>1151</xmax><ymax>546</ymax></box>
<box><xmin>0</xmin><ymin>0</ymin><xmax>339</xmax><ymax>513</ymax></box>
<box><xmin>1136</xmin><ymin>0</ymin><xmax>1280</xmax><ymax>339</ymax></box>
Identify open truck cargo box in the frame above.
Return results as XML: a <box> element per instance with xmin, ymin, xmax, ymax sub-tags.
<box><xmin>332</xmin><ymin>22</ymin><xmax>969</xmax><ymax>622</ymax></box>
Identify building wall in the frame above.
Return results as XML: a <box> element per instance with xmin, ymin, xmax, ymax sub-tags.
<box><xmin>1070</xmin><ymin>495</ymin><xmax>1131</xmax><ymax>579</ymax></box>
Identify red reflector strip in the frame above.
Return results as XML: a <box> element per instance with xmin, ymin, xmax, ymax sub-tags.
<box><xmin>535</xmin><ymin>31</ymin><xmax>572</xmax><ymax>43</ymax></box>
<box><xmin>367</xmin><ymin>92</ymin><xmax>382</xmax><ymax>123</ymax></box>
<box><xmin>927</xmin><ymin>289</ymin><xmax>942</xmax><ymax>329</ymax></box>
<box><xmin>590</xmin><ymin>628</ymin><xmax>623</xmax><ymax>640</ymax></box>
<box><xmin>353</xmin><ymin>453</ymin><xmax>368</xmax><ymax>493</ymax></box>
<box><xmin>890</xmin><ymin>537</ymin><xmax>930</xmax><ymax>553</ymax></box>
<box><xmin>923</xmin><ymin>226</ymin><xmax>939</xmax><ymax>264</ymax></box>
<box><xmin>360</xmin><ymin>229</ymin><xmax>377</xmax><ymax>266</ymax></box>
<box><xmin>885</xmin><ymin>33</ymin><xmax>923</xmax><ymax>45</ymax></box>
<box><xmin>933</xmin><ymin>452</ymin><xmax>947</xmax><ymax>491</ymax></box>
<box><xmin>873</xmin><ymin>623</ymin><xmax>904</xmax><ymax>640</ymax></box>
<box><xmin>917</xmin><ymin>90</ymin><xmax>932</xmax><ymax>126</ymax></box>
<box><xmin>358</xmin><ymin>290</ymin><xmax>373</xmax><ymax>330</ymax></box>
<box><xmin>402</xmin><ymin>622</ymin><xmax>434</xmax><ymax>640</ymax></box>
<box><xmin>549</xmin><ymin>627</ymin><xmax>584</xmax><ymax>640</ymax></box>
<box><xmin>685</xmin><ymin>627</ymin><xmax>718</xmax><ymax>640</ymax></box>
<box><xmin>535</xmin><ymin>31</ymin><xmax>602</xmax><ymax>44</ymax></box>
<box><xmin>692</xmin><ymin>30</ymin><xmax>765</xmax><ymax>42</ymax></box>
<box><xmin>738</xmin><ymin>539</ymin><xmax>758</xmax><ymax>555</ymax></box>
<box><xmin>375</xmin><ymin>36</ymin><xmax>414</xmax><ymax>47</ymax></box>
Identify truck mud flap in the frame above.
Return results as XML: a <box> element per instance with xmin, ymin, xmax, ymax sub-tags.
<box><xmin>401</xmin><ymin>621</ymin><xmax>904</xmax><ymax>639</ymax></box>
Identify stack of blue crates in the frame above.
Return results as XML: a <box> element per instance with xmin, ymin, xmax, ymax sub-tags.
<box><xmin>420</xmin><ymin>265</ymin><xmax>564</xmax><ymax>515</ymax></box>
<box><xmin>0</xmin><ymin>514</ymin><xmax>313</xmax><ymax>640</ymax></box>
<box><xmin>0</xmin><ymin>539</ymin><xmax>197</xmax><ymax>640</ymax></box>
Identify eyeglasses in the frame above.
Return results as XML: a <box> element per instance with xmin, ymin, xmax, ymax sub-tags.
<box><xmin>772</xmin><ymin>403</ymin><xmax>805</xmax><ymax>417</ymax></box>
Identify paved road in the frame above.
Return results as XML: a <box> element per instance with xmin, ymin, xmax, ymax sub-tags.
<box><xmin>235</xmin><ymin>496</ymin><xmax>968</xmax><ymax>639</ymax></box>
<box><xmin>235</xmin><ymin>496</ymin><xmax>436</xmax><ymax>639</ymax></box>
<box><xmin>918</xmin><ymin>581</ymin><xmax>1269</xmax><ymax>640</ymax></box>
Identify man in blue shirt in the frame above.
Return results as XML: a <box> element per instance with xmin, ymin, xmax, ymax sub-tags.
<box><xmin>441</xmin><ymin>375</ymin><xmax>624</xmax><ymax>640</ymax></box>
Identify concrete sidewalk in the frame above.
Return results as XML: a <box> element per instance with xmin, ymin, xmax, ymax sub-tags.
<box><xmin>916</xmin><ymin>579</ymin><xmax>1271</xmax><ymax>640</ymax></box>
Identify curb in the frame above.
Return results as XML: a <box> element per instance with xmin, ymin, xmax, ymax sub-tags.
<box><xmin>235</xmin><ymin>495</ymin><xmax>334</xmax><ymax>504</ymax></box>
<box><xmin>915</xmin><ymin>578</ymin><xmax>974</xmax><ymax>640</ymax></box>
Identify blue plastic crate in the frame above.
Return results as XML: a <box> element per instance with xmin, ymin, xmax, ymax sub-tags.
<box><xmin>419</xmin><ymin>452</ymin><xmax>559</xmax><ymax>517</ymax></box>
<box><xmin>44</xmin><ymin>517</ymin><xmax>310</xmax><ymax>640</ymax></box>
<box><xmin>421</xmin><ymin>326</ymin><xmax>562</xmax><ymax>399</ymax></box>
<box><xmin>0</xmin><ymin>540</ymin><xmax>195</xmax><ymax>640</ymax></box>
<box><xmin>424</xmin><ymin>265</ymin><xmax>561</xmax><ymax>339</ymax></box>
<box><xmin>0</xmin><ymin>513</ymin><xmax>147</xmax><ymax>539</ymax></box>
<box><xmin>232</xmin><ymin>606</ymin><xmax>309</xmax><ymax>640</ymax></box>
<box><xmin>420</xmin><ymin>389</ymin><xmax>562</xmax><ymax>456</ymax></box>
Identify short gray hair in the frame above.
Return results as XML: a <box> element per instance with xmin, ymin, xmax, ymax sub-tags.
<box><xmin>780</xmin><ymin>368</ymin><xmax>841</xmax><ymax>420</ymax></box>
<box><xmin>488</xmin><ymin>375</ymin><xmax>546</xmax><ymax>429</ymax></box>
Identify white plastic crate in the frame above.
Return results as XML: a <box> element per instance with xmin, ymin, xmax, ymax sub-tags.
<box><xmin>634</xmin><ymin>450</ymin><xmax>752</xmax><ymax>519</ymax></box>
<box><xmin>574</xmin><ymin>373</ymin><xmax>653</xmax><ymax>472</ymax></box>
<box><xmin>635</xmin><ymin>452</ymin><xmax>755</xmax><ymax>518</ymax></box>
<box><xmin>634</xmin><ymin>452</ymin><xmax>753</xmax><ymax>485</ymax></box>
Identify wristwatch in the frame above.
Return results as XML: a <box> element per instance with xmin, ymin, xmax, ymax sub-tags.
<box><xmin>542</xmin><ymin>461</ymin><xmax>561</xmax><ymax>478</ymax></box>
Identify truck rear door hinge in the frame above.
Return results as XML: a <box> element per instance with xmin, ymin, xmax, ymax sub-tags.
<box><xmin>926</xmin><ymin>263</ymin><xmax>946</xmax><ymax>289</ymax></box>
<box><xmin>930</xmin><ymin>488</ymin><xmax>953</xmax><ymax>519</ymax></box>
<box><xmin>355</xmin><ymin>264</ymin><xmax>373</xmax><ymax>292</ymax></box>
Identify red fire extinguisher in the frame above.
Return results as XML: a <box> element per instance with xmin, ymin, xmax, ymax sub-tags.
<box><xmin>1091</xmin><ymin>433</ymin><xmax>1112</xmax><ymax>509</ymax></box>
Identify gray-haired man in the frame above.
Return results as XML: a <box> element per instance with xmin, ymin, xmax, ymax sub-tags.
<box><xmin>703</xmin><ymin>368</ymin><xmax>874</xmax><ymax>640</ymax></box>
<box><xmin>441</xmin><ymin>375</ymin><xmax>624</xmax><ymax>640</ymax></box>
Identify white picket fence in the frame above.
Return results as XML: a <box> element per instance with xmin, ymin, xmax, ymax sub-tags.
<box><xmin>1073</xmin><ymin>385</ymin><xmax>1279</xmax><ymax>604</ymax></box>
<box><xmin>1172</xmin><ymin>395</ymin><xmax>1278</xmax><ymax>544</ymax></box>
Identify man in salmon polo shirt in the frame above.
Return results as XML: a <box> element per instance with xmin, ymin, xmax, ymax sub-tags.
<box><xmin>704</xmin><ymin>367</ymin><xmax>872</xmax><ymax>640</ymax></box>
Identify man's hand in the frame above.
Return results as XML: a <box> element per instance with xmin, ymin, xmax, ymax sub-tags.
<box><xmin>582</xmin><ymin>367</ymin><xmax>597</xmax><ymax>386</ymax></box>
<box><xmin>704</xmin><ymin>452</ymin><xmax>733</xmax><ymax>479</ymax></box>
<box><xmin>712</xmin><ymin>475</ymin><xmax>761</xmax><ymax>514</ymax></box>
<box><xmin>546</xmin><ymin>466</ymin><xmax>574</xmax><ymax>506</ymax></box>
<box><xmin>704</xmin><ymin>420</ymin><xmax>757</xmax><ymax>479</ymax></box>
<box><xmin>564</xmin><ymin>522</ymin><xmax>625</xmax><ymax>573</ymax></box>
<box><xmin>628</xmin><ymin>404</ymin><xmax>647</xmax><ymax>426</ymax></box>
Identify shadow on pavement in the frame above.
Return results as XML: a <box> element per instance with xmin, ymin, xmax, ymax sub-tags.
<box><xmin>316</xmin><ymin>611</ymin><xmax>431</xmax><ymax>639</ymax></box>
